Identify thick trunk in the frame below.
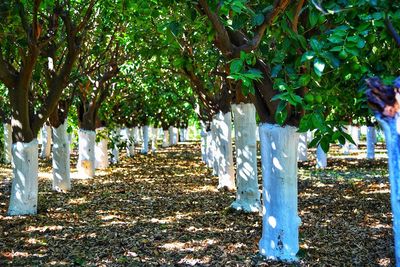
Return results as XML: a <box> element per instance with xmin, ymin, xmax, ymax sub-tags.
<box><xmin>141</xmin><ymin>125</ymin><xmax>149</xmax><ymax>154</ymax></box>
<box><xmin>126</xmin><ymin>127</ymin><xmax>135</xmax><ymax>157</ymax></box>
<box><xmin>316</xmin><ymin>145</ymin><xmax>327</xmax><ymax>169</ymax></box>
<box><xmin>179</xmin><ymin>128</ymin><xmax>188</xmax><ymax>142</ymax></box>
<box><xmin>8</xmin><ymin>140</ymin><xmax>39</xmax><ymax>215</ymax></box>
<box><xmin>231</xmin><ymin>103</ymin><xmax>260</xmax><ymax>212</ymax></box>
<box><xmin>297</xmin><ymin>133</ymin><xmax>308</xmax><ymax>161</ymax></box>
<box><xmin>40</xmin><ymin>125</ymin><xmax>52</xmax><ymax>159</ymax></box>
<box><xmin>162</xmin><ymin>130</ymin><xmax>170</xmax><ymax>148</ymax></box>
<box><xmin>95</xmin><ymin>127</ymin><xmax>109</xmax><ymax>169</ymax></box>
<box><xmin>51</xmin><ymin>122</ymin><xmax>71</xmax><ymax>192</ymax></box>
<box><xmin>77</xmin><ymin>129</ymin><xmax>95</xmax><ymax>178</ymax></box>
<box><xmin>151</xmin><ymin>127</ymin><xmax>158</xmax><ymax>153</ymax></box>
<box><xmin>367</xmin><ymin>126</ymin><xmax>376</xmax><ymax>159</ymax></box>
<box><xmin>259</xmin><ymin>123</ymin><xmax>300</xmax><ymax>261</ymax></box>
<box><xmin>215</xmin><ymin>111</ymin><xmax>235</xmax><ymax>190</ymax></box>
<box><xmin>375</xmin><ymin>115</ymin><xmax>400</xmax><ymax>264</ymax></box>
<box><xmin>3</xmin><ymin>123</ymin><xmax>12</xmax><ymax>164</ymax></box>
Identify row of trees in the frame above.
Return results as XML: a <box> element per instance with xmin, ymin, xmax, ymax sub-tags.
<box><xmin>1</xmin><ymin>0</ymin><xmax>400</xmax><ymax>264</ymax></box>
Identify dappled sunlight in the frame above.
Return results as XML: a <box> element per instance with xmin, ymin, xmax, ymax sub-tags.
<box><xmin>0</xmin><ymin>143</ymin><xmax>395</xmax><ymax>265</ymax></box>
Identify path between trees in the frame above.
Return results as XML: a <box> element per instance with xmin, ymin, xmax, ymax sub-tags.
<box><xmin>0</xmin><ymin>143</ymin><xmax>394</xmax><ymax>266</ymax></box>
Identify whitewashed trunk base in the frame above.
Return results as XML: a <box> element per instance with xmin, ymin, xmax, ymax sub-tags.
<box><xmin>95</xmin><ymin>128</ymin><xmax>109</xmax><ymax>169</ymax></box>
<box><xmin>8</xmin><ymin>140</ymin><xmax>39</xmax><ymax>215</ymax></box>
<box><xmin>127</xmin><ymin>128</ymin><xmax>135</xmax><ymax>157</ymax></box>
<box><xmin>162</xmin><ymin>130</ymin><xmax>169</xmax><ymax>148</ymax></box>
<box><xmin>40</xmin><ymin>125</ymin><xmax>52</xmax><ymax>159</ymax></box>
<box><xmin>211</xmin><ymin>119</ymin><xmax>219</xmax><ymax>176</ymax></box>
<box><xmin>367</xmin><ymin>126</ymin><xmax>376</xmax><ymax>159</ymax></box>
<box><xmin>77</xmin><ymin>130</ymin><xmax>95</xmax><ymax>178</ymax></box>
<box><xmin>259</xmin><ymin>124</ymin><xmax>300</xmax><ymax>262</ymax></box>
<box><xmin>206</xmin><ymin>131</ymin><xmax>213</xmax><ymax>168</ymax></box>
<box><xmin>231</xmin><ymin>103</ymin><xmax>260</xmax><ymax>212</ymax></box>
<box><xmin>52</xmin><ymin>122</ymin><xmax>71</xmax><ymax>192</ymax></box>
<box><xmin>297</xmin><ymin>133</ymin><xmax>308</xmax><ymax>161</ymax></box>
<box><xmin>3</xmin><ymin>123</ymin><xmax>12</xmax><ymax>164</ymax></box>
<box><xmin>316</xmin><ymin>145</ymin><xmax>327</xmax><ymax>169</ymax></box>
<box><xmin>200</xmin><ymin>126</ymin><xmax>207</xmax><ymax>163</ymax></box>
<box><xmin>151</xmin><ymin>127</ymin><xmax>158</xmax><ymax>153</ymax></box>
<box><xmin>141</xmin><ymin>125</ymin><xmax>149</xmax><ymax>154</ymax></box>
<box><xmin>375</xmin><ymin>114</ymin><xmax>400</xmax><ymax>264</ymax></box>
<box><xmin>215</xmin><ymin>111</ymin><xmax>235</xmax><ymax>190</ymax></box>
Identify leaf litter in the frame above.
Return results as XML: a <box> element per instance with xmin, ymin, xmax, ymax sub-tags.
<box><xmin>0</xmin><ymin>143</ymin><xmax>394</xmax><ymax>266</ymax></box>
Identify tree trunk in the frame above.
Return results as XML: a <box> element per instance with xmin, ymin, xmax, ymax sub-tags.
<box><xmin>316</xmin><ymin>145</ymin><xmax>327</xmax><ymax>169</ymax></box>
<box><xmin>126</xmin><ymin>128</ymin><xmax>135</xmax><ymax>157</ymax></box>
<box><xmin>206</xmin><ymin>129</ymin><xmax>213</xmax><ymax>168</ymax></box>
<box><xmin>8</xmin><ymin>140</ymin><xmax>39</xmax><ymax>215</ymax></box>
<box><xmin>200</xmin><ymin>123</ymin><xmax>208</xmax><ymax>163</ymax></box>
<box><xmin>215</xmin><ymin>111</ymin><xmax>235</xmax><ymax>190</ymax></box>
<box><xmin>231</xmin><ymin>103</ymin><xmax>260</xmax><ymax>212</ymax></box>
<box><xmin>168</xmin><ymin>126</ymin><xmax>175</xmax><ymax>146</ymax></box>
<box><xmin>77</xmin><ymin>129</ymin><xmax>96</xmax><ymax>178</ymax></box>
<box><xmin>350</xmin><ymin>126</ymin><xmax>359</xmax><ymax>150</ymax></box>
<box><xmin>141</xmin><ymin>125</ymin><xmax>149</xmax><ymax>154</ymax></box>
<box><xmin>162</xmin><ymin>130</ymin><xmax>169</xmax><ymax>148</ymax></box>
<box><xmin>367</xmin><ymin>126</ymin><xmax>376</xmax><ymax>159</ymax></box>
<box><xmin>151</xmin><ymin>127</ymin><xmax>158</xmax><ymax>153</ymax></box>
<box><xmin>134</xmin><ymin>126</ymin><xmax>140</xmax><ymax>145</ymax></box>
<box><xmin>375</xmin><ymin>115</ymin><xmax>400</xmax><ymax>264</ymax></box>
<box><xmin>210</xmin><ymin>118</ymin><xmax>218</xmax><ymax>175</ymax></box>
<box><xmin>258</xmin><ymin>123</ymin><xmax>300</xmax><ymax>262</ymax></box>
<box><xmin>3</xmin><ymin>123</ymin><xmax>12</xmax><ymax>164</ymax></box>
<box><xmin>95</xmin><ymin>127</ymin><xmax>109</xmax><ymax>169</ymax></box>
<box><xmin>297</xmin><ymin>133</ymin><xmax>308</xmax><ymax>161</ymax></box>
<box><xmin>51</xmin><ymin>121</ymin><xmax>71</xmax><ymax>192</ymax></box>
<box><xmin>342</xmin><ymin>125</ymin><xmax>351</xmax><ymax>155</ymax></box>
<box><xmin>40</xmin><ymin>124</ymin><xmax>52</xmax><ymax>159</ymax></box>
<box><xmin>111</xmin><ymin>128</ymin><xmax>120</xmax><ymax>164</ymax></box>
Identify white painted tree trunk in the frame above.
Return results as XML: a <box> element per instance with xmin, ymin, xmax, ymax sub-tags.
<box><xmin>112</xmin><ymin>145</ymin><xmax>119</xmax><ymax>164</ymax></box>
<box><xmin>297</xmin><ymin>133</ymin><xmax>308</xmax><ymax>161</ymax></box>
<box><xmin>151</xmin><ymin>127</ymin><xmax>158</xmax><ymax>153</ymax></box>
<box><xmin>259</xmin><ymin>123</ymin><xmax>300</xmax><ymax>262</ymax></box>
<box><xmin>141</xmin><ymin>125</ymin><xmax>149</xmax><ymax>154</ymax></box>
<box><xmin>77</xmin><ymin>129</ymin><xmax>95</xmax><ymax>178</ymax></box>
<box><xmin>367</xmin><ymin>126</ymin><xmax>376</xmax><ymax>159</ymax></box>
<box><xmin>210</xmin><ymin>118</ymin><xmax>219</xmax><ymax>175</ymax></box>
<box><xmin>126</xmin><ymin>128</ymin><xmax>135</xmax><ymax>157</ymax></box>
<box><xmin>8</xmin><ymin>139</ymin><xmax>39</xmax><ymax>215</ymax></box>
<box><xmin>231</xmin><ymin>103</ymin><xmax>260</xmax><ymax>212</ymax></box>
<box><xmin>52</xmin><ymin>122</ymin><xmax>71</xmax><ymax>192</ymax></box>
<box><xmin>215</xmin><ymin>111</ymin><xmax>235</xmax><ymax>190</ymax></box>
<box><xmin>200</xmin><ymin>125</ymin><xmax>208</xmax><ymax>163</ymax></box>
<box><xmin>3</xmin><ymin>123</ymin><xmax>12</xmax><ymax>164</ymax></box>
<box><xmin>95</xmin><ymin>127</ymin><xmax>109</xmax><ymax>169</ymax></box>
<box><xmin>134</xmin><ymin>126</ymin><xmax>140</xmax><ymax>145</ymax></box>
<box><xmin>206</xmin><ymin>130</ymin><xmax>213</xmax><ymax>168</ymax></box>
<box><xmin>162</xmin><ymin>130</ymin><xmax>169</xmax><ymax>148</ymax></box>
<box><xmin>316</xmin><ymin>145</ymin><xmax>327</xmax><ymax>169</ymax></box>
<box><xmin>168</xmin><ymin>126</ymin><xmax>174</xmax><ymax>146</ymax></box>
<box><xmin>173</xmin><ymin>127</ymin><xmax>179</xmax><ymax>144</ymax></box>
<box><xmin>375</xmin><ymin>114</ymin><xmax>400</xmax><ymax>264</ymax></box>
<box><xmin>350</xmin><ymin>126</ymin><xmax>360</xmax><ymax>150</ymax></box>
<box><xmin>342</xmin><ymin>125</ymin><xmax>351</xmax><ymax>155</ymax></box>
<box><xmin>40</xmin><ymin>125</ymin><xmax>52</xmax><ymax>159</ymax></box>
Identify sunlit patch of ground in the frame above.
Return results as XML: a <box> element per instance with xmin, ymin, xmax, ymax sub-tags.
<box><xmin>0</xmin><ymin>141</ymin><xmax>394</xmax><ymax>266</ymax></box>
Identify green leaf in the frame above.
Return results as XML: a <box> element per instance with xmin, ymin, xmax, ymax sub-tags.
<box><xmin>299</xmin><ymin>74</ymin><xmax>311</xmax><ymax>86</ymax></box>
<box><xmin>301</xmin><ymin>51</ymin><xmax>315</xmax><ymax>62</ymax></box>
<box><xmin>275</xmin><ymin>101</ymin><xmax>287</xmax><ymax>125</ymax></box>
<box><xmin>252</xmin><ymin>13</ymin><xmax>264</xmax><ymax>26</ymax></box>
<box><xmin>230</xmin><ymin>59</ymin><xmax>244</xmax><ymax>73</ymax></box>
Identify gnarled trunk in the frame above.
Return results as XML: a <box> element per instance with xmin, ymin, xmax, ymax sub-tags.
<box><xmin>259</xmin><ymin>123</ymin><xmax>300</xmax><ymax>262</ymax></box>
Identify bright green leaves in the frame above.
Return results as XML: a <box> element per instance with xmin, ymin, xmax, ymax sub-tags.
<box><xmin>228</xmin><ymin>51</ymin><xmax>262</xmax><ymax>95</ymax></box>
<box><xmin>313</xmin><ymin>58</ymin><xmax>325</xmax><ymax>77</ymax></box>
